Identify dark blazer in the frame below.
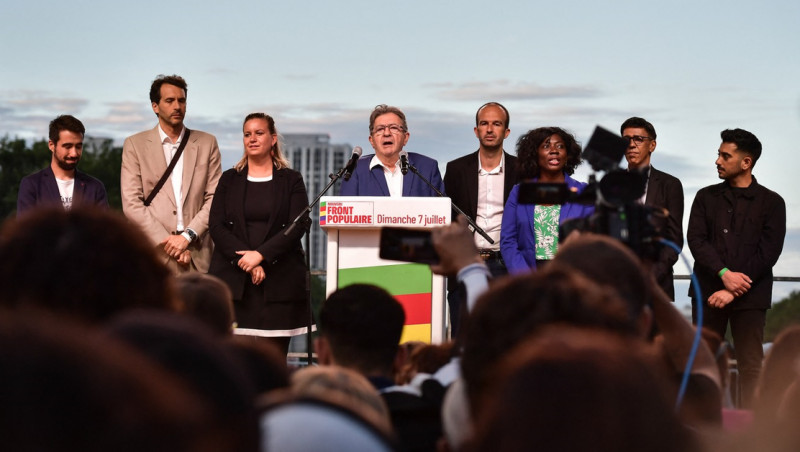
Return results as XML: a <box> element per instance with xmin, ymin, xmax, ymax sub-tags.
<box><xmin>208</xmin><ymin>167</ymin><xmax>310</xmax><ymax>302</ymax></box>
<box><xmin>645</xmin><ymin>166</ymin><xmax>684</xmax><ymax>299</ymax></box>
<box><xmin>340</xmin><ymin>152</ymin><xmax>444</xmax><ymax>197</ymax></box>
<box><xmin>443</xmin><ymin>150</ymin><xmax>518</xmax><ymax>222</ymax></box>
<box><xmin>500</xmin><ymin>174</ymin><xmax>594</xmax><ymax>275</ymax></box>
<box><xmin>687</xmin><ymin>177</ymin><xmax>785</xmax><ymax>310</ymax></box>
<box><xmin>17</xmin><ymin>166</ymin><xmax>108</xmax><ymax>216</ymax></box>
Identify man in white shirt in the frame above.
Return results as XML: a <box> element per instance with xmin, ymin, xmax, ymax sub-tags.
<box><xmin>340</xmin><ymin>104</ymin><xmax>444</xmax><ymax>197</ymax></box>
<box><xmin>121</xmin><ymin>74</ymin><xmax>222</xmax><ymax>273</ymax></box>
<box><xmin>442</xmin><ymin>102</ymin><xmax>518</xmax><ymax>334</ymax></box>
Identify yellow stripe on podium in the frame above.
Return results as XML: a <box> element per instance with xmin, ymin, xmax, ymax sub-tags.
<box><xmin>400</xmin><ymin>323</ymin><xmax>431</xmax><ymax>344</ymax></box>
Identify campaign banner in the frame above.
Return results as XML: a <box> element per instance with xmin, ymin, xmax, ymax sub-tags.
<box><xmin>319</xmin><ymin>196</ymin><xmax>449</xmax><ymax>229</ymax></box>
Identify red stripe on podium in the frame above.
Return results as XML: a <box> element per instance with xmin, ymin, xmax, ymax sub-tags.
<box><xmin>395</xmin><ymin>293</ymin><xmax>432</xmax><ymax>325</ymax></box>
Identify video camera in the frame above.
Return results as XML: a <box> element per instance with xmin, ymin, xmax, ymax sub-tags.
<box><xmin>516</xmin><ymin>126</ymin><xmax>668</xmax><ymax>261</ymax></box>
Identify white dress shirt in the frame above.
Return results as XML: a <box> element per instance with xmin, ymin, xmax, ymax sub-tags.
<box><xmin>370</xmin><ymin>155</ymin><xmax>404</xmax><ymax>197</ymax></box>
<box><xmin>475</xmin><ymin>153</ymin><xmax>505</xmax><ymax>250</ymax></box>
<box><xmin>158</xmin><ymin>125</ymin><xmax>186</xmax><ymax>231</ymax></box>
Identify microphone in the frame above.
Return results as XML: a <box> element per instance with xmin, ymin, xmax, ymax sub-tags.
<box><xmin>343</xmin><ymin>146</ymin><xmax>362</xmax><ymax>181</ymax></box>
<box><xmin>400</xmin><ymin>150</ymin><xmax>409</xmax><ymax>175</ymax></box>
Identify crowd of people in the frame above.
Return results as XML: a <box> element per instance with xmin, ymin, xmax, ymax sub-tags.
<box><xmin>3</xmin><ymin>73</ymin><xmax>792</xmax><ymax>451</ymax></box>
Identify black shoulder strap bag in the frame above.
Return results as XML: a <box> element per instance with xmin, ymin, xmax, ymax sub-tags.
<box><xmin>143</xmin><ymin>129</ymin><xmax>191</xmax><ymax>207</ymax></box>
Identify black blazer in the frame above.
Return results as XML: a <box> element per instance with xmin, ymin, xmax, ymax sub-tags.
<box><xmin>645</xmin><ymin>166</ymin><xmax>684</xmax><ymax>299</ymax></box>
<box><xmin>208</xmin><ymin>166</ymin><xmax>309</xmax><ymax>302</ymax></box>
<box><xmin>443</xmin><ymin>150</ymin><xmax>518</xmax><ymax>224</ymax></box>
<box><xmin>17</xmin><ymin>166</ymin><xmax>108</xmax><ymax>216</ymax></box>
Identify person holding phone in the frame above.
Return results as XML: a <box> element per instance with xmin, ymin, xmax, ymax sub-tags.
<box><xmin>208</xmin><ymin>113</ymin><xmax>310</xmax><ymax>355</ymax></box>
<box><xmin>499</xmin><ymin>127</ymin><xmax>593</xmax><ymax>274</ymax></box>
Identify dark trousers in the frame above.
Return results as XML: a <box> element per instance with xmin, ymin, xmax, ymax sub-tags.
<box><xmin>447</xmin><ymin>256</ymin><xmax>508</xmax><ymax>339</ymax></box>
<box><xmin>693</xmin><ymin>302</ymin><xmax>766</xmax><ymax>408</ymax></box>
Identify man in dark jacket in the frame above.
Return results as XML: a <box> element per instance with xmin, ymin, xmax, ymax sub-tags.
<box><xmin>688</xmin><ymin>128</ymin><xmax>785</xmax><ymax>407</ymax></box>
<box><xmin>17</xmin><ymin>115</ymin><xmax>107</xmax><ymax>215</ymax></box>
<box><xmin>621</xmin><ymin>116</ymin><xmax>684</xmax><ymax>300</ymax></box>
<box><xmin>443</xmin><ymin>102</ymin><xmax>517</xmax><ymax>335</ymax></box>
<box><xmin>316</xmin><ymin>284</ymin><xmax>444</xmax><ymax>451</ymax></box>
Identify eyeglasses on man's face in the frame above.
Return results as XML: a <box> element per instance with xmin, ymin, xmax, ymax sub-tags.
<box><xmin>372</xmin><ymin>124</ymin><xmax>406</xmax><ymax>136</ymax></box>
<box><xmin>623</xmin><ymin>135</ymin><xmax>653</xmax><ymax>145</ymax></box>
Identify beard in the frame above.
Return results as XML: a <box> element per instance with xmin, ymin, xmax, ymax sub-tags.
<box><xmin>56</xmin><ymin>157</ymin><xmax>79</xmax><ymax>171</ymax></box>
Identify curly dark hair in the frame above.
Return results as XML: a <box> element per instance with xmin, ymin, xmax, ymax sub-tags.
<box><xmin>516</xmin><ymin>127</ymin><xmax>582</xmax><ymax>179</ymax></box>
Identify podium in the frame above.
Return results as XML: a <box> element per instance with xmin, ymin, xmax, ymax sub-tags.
<box><xmin>320</xmin><ymin>196</ymin><xmax>451</xmax><ymax>344</ymax></box>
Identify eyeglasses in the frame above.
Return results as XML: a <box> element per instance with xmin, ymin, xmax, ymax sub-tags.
<box><xmin>623</xmin><ymin>135</ymin><xmax>653</xmax><ymax>144</ymax></box>
<box><xmin>372</xmin><ymin>124</ymin><xmax>406</xmax><ymax>136</ymax></box>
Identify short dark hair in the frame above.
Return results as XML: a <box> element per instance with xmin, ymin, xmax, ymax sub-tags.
<box><xmin>174</xmin><ymin>273</ymin><xmax>234</xmax><ymax>336</ymax></box>
<box><xmin>554</xmin><ymin>234</ymin><xmax>652</xmax><ymax>319</ymax></box>
<box><xmin>369</xmin><ymin>104</ymin><xmax>407</xmax><ymax>133</ymax></box>
<box><xmin>476</xmin><ymin>102</ymin><xmax>510</xmax><ymax>129</ymax></box>
<box><xmin>149</xmin><ymin>74</ymin><xmax>188</xmax><ymax>104</ymax></box>
<box><xmin>320</xmin><ymin>284</ymin><xmax>405</xmax><ymax>375</ymax></box>
<box><xmin>620</xmin><ymin>117</ymin><xmax>657</xmax><ymax>140</ymax></box>
<box><xmin>721</xmin><ymin>128</ymin><xmax>762</xmax><ymax>165</ymax></box>
<box><xmin>460</xmin><ymin>265</ymin><xmax>638</xmax><ymax>415</ymax></box>
<box><xmin>471</xmin><ymin>327</ymin><xmax>694</xmax><ymax>452</ymax></box>
<box><xmin>516</xmin><ymin>127</ymin><xmax>583</xmax><ymax>179</ymax></box>
<box><xmin>48</xmin><ymin>115</ymin><xmax>85</xmax><ymax>143</ymax></box>
<box><xmin>0</xmin><ymin>207</ymin><xmax>176</xmax><ymax>324</ymax></box>
<box><xmin>0</xmin><ymin>312</ymin><xmax>211</xmax><ymax>451</ymax></box>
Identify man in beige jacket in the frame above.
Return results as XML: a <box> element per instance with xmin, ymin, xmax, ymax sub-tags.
<box><xmin>121</xmin><ymin>74</ymin><xmax>221</xmax><ymax>273</ymax></box>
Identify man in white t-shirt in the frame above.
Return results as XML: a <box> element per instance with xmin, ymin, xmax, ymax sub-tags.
<box><xmin>17</xmin><ymin>115</ymin><xmax>108</xmax><ymax>216</ymax></box>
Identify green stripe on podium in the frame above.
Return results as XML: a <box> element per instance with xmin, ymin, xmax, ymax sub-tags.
<box><xmin>338</xmin><ymin>263</ymin><xmax>432</xmax><ymax>295</ymax></box>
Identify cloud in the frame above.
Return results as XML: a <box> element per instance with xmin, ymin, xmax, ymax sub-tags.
<box><xmin>0</xmin><ymin>91</ymin><xmax>92</xmax><ymax>141</ymax></box>
<box><xmin>429</xmin><ymin>80</ymin><xmax>601</xmax><ymax>102</ymax></box>
<box><xmin>1</xmin><ymin>90</ymin><xmax>88</xmax><ymax>113</ymax></box>
<box><xmin>99</xmin><ymin>102</ymin><xmax>153</xmax><ymax>124</ymax></box>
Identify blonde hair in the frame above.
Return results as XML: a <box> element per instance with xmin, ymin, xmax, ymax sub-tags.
<box><xmin>234</xmin><ymin>112</ymin><xmax>290</xmax><ymax>172</ymax></box>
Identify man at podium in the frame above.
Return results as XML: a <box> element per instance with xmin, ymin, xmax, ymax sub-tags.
<box><xmin>341</xmin><ymin>104</ymin><xmax>444</xmax><ymax>197</ymax></box>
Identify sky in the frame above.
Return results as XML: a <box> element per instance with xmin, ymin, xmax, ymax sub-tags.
<box><xmin>2</xmin><ymin>0</ymin><xmax>799</xmax><ymax>309</ymax></box>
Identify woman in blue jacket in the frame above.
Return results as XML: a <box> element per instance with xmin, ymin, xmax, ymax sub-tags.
<box><xmin>500</xmin><ymin>127</ymin><xmax>593</xmax><ymax>274</ymax></box>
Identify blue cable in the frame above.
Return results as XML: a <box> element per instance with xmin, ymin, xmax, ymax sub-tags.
<box><xmin>658</xmin><ymin>238</ymin><xmax>703</xmax><ymax>412</ymax></box>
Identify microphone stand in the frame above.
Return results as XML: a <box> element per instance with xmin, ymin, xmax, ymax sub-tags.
<box><xmin>406</xmin><ymin>163</ymin><xmax>495</xmax><ymax>245</ymax></box>
<box><xmin>284</xmin><ymin>164</ymin><xmax>351</xmax><ymax>366</ymax></box>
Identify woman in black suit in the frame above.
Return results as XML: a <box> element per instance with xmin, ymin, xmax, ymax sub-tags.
<box><xmin>209</xmin><ymin>113</ymin><xmax>309</xmax><ymax>355</ymax></box>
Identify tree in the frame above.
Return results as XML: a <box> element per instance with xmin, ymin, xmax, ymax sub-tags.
<box><xmin>765</xmin><ymin>290</ymin><xmax>800</xmax><ymax>342</ymax></box>
<box><xmin>78</xmin><ymin>141</ymin><xmax>122</xmax><ymax>210</ymax></box>
<box><xmin>0</xmin><ymin>137</ymin><xmax>50</xmax><ymax>220</ymax></box>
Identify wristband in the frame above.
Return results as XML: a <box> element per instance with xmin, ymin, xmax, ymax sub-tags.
<box><xmin>718</xmin><ymin>267</ymin><xmax>729</xmax><ymax>278</ymax></box>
